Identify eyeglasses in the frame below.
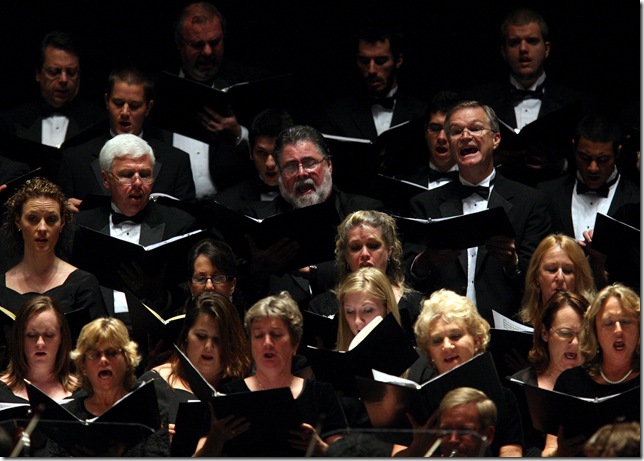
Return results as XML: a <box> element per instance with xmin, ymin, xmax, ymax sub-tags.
<box><xmin>280</xmin><ymin>158</ymin><xmax>325</xmax><ymax>177</ymax></box>
<box><xmin>42</xmin><ymin>67</ymin><xmax>79</xmax><ymax>80</ymax></box>
<box><xmin>191</xmin><ymin>275</ymin><xmax>235</xmax><ymax>285</ymax></box>
<box><xmin>86</xmin><ymin>348</ymin><xmax>122</xmax><ymax>361</ymax></box>
<box><xmin>447</xmin><ymin>126</ymin><xmax>495</xmax><ymax>138</ymax></box>
<box><xmin>551</xmin><ymin>328</ymin><xmax>581</xmax><ymax>340</ymax></box>
<box><xmin>109</xmin><ymin>171</ymin><xmax>154</xmax><ymax>185</ymax></box>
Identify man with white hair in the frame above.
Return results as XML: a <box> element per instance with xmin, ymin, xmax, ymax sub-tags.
<box><xmin>75</xmin><ymin>134</ymin><xmax>197</xmax><ymax>324</ymax></box>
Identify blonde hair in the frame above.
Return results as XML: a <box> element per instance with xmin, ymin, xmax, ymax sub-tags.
<box><xmin>70</xmin><ymin>317</ymin><xmax>141</xmax><ymax>395</ymax></box>
<box><xmin>244</xmin><ymin>291</ymin><xmax>303</xmax><ymax>348</ymax></box>
<box><xmin>579</xmin><ymin>283</ymin><xmax>640</xmax><ymax>376</ymax></box>
<box><xmin>335</xmin><ymin>267</ymin><xmax>400</xmax><ymax>351</ymax></box>
<box><xmin>414</xmin><ymin>289</ymin><xmax>490</xmax><ymax>371</ymax></box>
<box><xmin>519</xmin><ymin>233</ymin><xmax>596</xmax><ymax>324</ymax></box>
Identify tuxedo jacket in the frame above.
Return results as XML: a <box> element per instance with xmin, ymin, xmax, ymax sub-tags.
<box><xmin>213</xmin><ymin>178</ymin><xmax>278</xmax><ymax>212</ymax></box>
<box><xmin>58</xmin><ymin>130</ymin><xmax>196</xmax><ymax>202</ymax></box>
<box><xmin>74</xmin><ymin>201</ymin><xmax>197</xmax><ymax>316</ymax></box>
<box><xmin>536</xmin><ymin>172</ymin><xmax>641</xmax><ymax>238</ymax></box>
<box><xmin>0</xmin><ymin>98</ymin><xmax>106</xmax><ymax>144</ymax></box>
<box><xmin>462</xmin><ymin>78</ymin><xmax>594</xmax><ymax>130</ymax></box>
<box><xmin>405</xmin><ymin>174</ymin><xmax>552</xmax><ymax>323</ymax></box>
<box><xmin>316</xmin><ymin>90</ymin><xmax>427</xmax><ymax>141</ymax></box>
<box><xmin>242</xmin><ymin>188</ymin><xmax>385</xmax><ymax>309</ymax></box>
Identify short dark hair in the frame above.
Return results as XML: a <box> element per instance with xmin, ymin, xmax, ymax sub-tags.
<box><xmin>574</xmin><ymin>112</ymin><xmax>622</xmax><ymax>155</ymax></box>
<box><xmin>249</xmin><ymin>108</ymin><xmax>295</xmax><ymax>150</ymax></box>
<box><xmin>107</xmin><ymin>67</ymin><xmax>155</xmax><ymax>102</ymax></box>
<box><xmin>425</xmin><ymin>90</ymin><xmax>462</xmax><ymax>122</ymax></box>
<box><xmin>500</xmin><ymin>8</ymin><xmax>549</xmax><ymax>44</ymax></box>
<box><xmin>357</xmin><ymin>23</ymin><xmax>403</xmax><ymax>59</ymax></box>
<box><xmin>38</xmin><ymin>31</ymin><xmax>79</xmax><ymax>69</ymax></box>
<box><xmin>273</xmin><ymin>125</ymin><xmax>331</xmax><ymax>166</ymax></box>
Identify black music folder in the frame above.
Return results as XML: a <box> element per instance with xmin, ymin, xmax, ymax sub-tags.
<box><xmin>371</xmin><ymin>174</ymin><xmax>429</xmax><ymax>215</ymax></box>
<box><xmin>0</xmin><ymin>136</ymin><xmax>62</xmax><ymax>180</ymax></box>
<box><xmin>355</xmin><ymin>352</ymin><xmax>506</xmax><ymax>445</ymax></box>
<box><xmin>488</xmin><ymin>328</ymin><xmax>534</xmax><ymax>380</ymax></box>
<box><xmin>210</xmin><ymin>200</ymin><xmax>341</xmax><ymax>273</ymax></box>
<box><xmin>304</xmin><ymin>313</ymin><xmax>419</xmax><ymax>396</ymax></box>
<box><xmin>323</xmin><ymin>116</ymin><xmax>426</xmax><ymax>194</ymax></box>
<box><xmin>126</xmin><ymin>291</ymin><xmax>185</xmax><ymax>348</ymax></box>
<box><xmin>71</xmin><ymin>227</ymin><xmax>208</xmax><ymax>291</ymax></box>
<box><xmin>153</xmin><ymin>71</ymin><xmax>293</xmax><ymax>142</ymax></box>
<box><xmin>302</xmin><ymin>310</ymin><xmax>338</xmax><ymax>349</ymax></box>
<box><xmin>394</xmin><ymin>206</ymin><xmax>515</xmax><ymax>250</ymax></box>
<box><xmin>498</xmin><ymin>101</ymin><xmax>582</xmax><ymax>154</ymax></box>
<box><xmin>509</xmin><ymin>379</ymin><xmax>640</xmax><ymax>438</ymax></box>
<box><xmin>26</xmin><ymin>379</ymin><xmax>161</xmax><ymax>454</ymax></box>
<box><xmin>591</xmin><ymin>212</ymin><xmax>640</xmax><ymax>258</ymax></box>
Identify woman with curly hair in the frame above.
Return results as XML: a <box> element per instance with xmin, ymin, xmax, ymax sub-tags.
<box><xmin>0</xmin><ymin>177</ymin><xmax>106</xmax><ymax>319</ymax></box>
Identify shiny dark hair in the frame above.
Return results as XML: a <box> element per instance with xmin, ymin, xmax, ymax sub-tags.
<box><xmin>38</xmin><ymin>31</ymin><xmax>79</xmax><ymax>69</ymax></box>
<box><xmin>274</xmin><ymin>125</ymin><xmax>331</xmax><ymax>166</ymax></box>
<box><xmin>529</xmin><ymin>291</ymin><xmax>589</xmax><ymax>374</ymax></box>
<box><xmin>107</xmin><ymin>66</ymin><xmax>155</xmax><ymax>102</ymax></box>
<box><xmin>249</xmin><ymin>108</ymin><xmax>295</xmax><ymax>150</ymax></box>
<box><xmin>172</xmin><ymin>292</ymin><xmax>251</xmax><ymax>382</ymax></box>
<box><xmin>186</xmin><ymin>238</ymin><xmax>237</xmax><ymax>279</ymax></box>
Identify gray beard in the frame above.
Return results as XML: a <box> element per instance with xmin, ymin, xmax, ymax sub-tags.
<box><xmin>279</xmin><ymin>169</ymin><xmax>333</xmax><ymax>208</ymax></box>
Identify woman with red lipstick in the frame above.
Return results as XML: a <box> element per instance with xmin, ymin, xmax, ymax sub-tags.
<box><xmin>511</xmin><ymin>291</ymin><xmax>588</xmax><ymax>455</ymax></box>
<box><xmin>544</xmin><ymin>283</ymin><xmax>640</xmax><ymax>456</ymax></box>
<box><xmin>47</xmin><ymin>317</ymin><xmax>170</xmax><ymax>456</ymax></box>
<box><xmin>309</xmin><ymin>210</ymin><xmax>424</xmax><ymax>345</ymax></box>
<box><xmin>217</xmin><ymin>291</ymin><xmax>347</xmax><ymax>456</ymax></box>
<box><xmin>410</xmin><ymin>289</ymin><xmax>524</xmax><ymax>457</ymax></box>
<box><xmin>0</xmin><ymin>177</ymin><xmax>106</xmax><ymax>321</ymax></box>
<box><xmin>519</xmin><ymin>233</ymin><xmax>596</xmax><ymax>326</ymax></box>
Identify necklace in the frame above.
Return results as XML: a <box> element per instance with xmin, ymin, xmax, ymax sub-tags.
<box><xmin>600</xmin><ymin>367</ymin><xmax>634</xmax><ymax>385</ymax></box>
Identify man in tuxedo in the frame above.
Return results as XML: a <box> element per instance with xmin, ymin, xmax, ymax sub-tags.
<box><xmin>537</xmin><ymin>113</ymin><xmax>639</xmax><ymax>240</ymax></box>
<box><xmin>58</xmin><ymin>67</ymin><xmax>196</xmax><ymax>212</ymax></box>
<box><xmin>243</xmin><ymin>125</ymin><xmax>384</xmax><ymax>308</ymax></box>
<box><xmin>74</xmin><ymin>134</ymin><xmax>197</xmax><ymax>324</ymax></box>
<box><xmin>317</xmin><ymin>23</ymin><xmax>426</xmax><ymax>141</ymax></box>
<box><xmin>165</xmin><ymin>0</ymin><xmax>261</xmax><ymax>198</ymax></box>
<box><xmin>463</xmin><ymin>8</ymin><xmax>593</xmax><ymax>186</ymax></box>
<box><xmin>397</xmin><ymin>90</ymin><xmax>461</xmax><ymax>190</ymax></box>
<box><xmin>405</xmin><ymin>101</ymin><xmax>551</xmax><ymax>323</ymax></box>
<box><xmin>0</xmin><ymin>31</ymin><xmax>105</xmax><ymax>147</ymax></box>
<box><xmin>214</xmin><ymin>107</ymin><xmax>294</xmax><ymax>211</ymax></box>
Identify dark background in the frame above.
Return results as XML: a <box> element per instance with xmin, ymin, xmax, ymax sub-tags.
<box><xmin>0</xmin><ymin>0</ymin><xmax>639</xmax><ymax>127</ymax></box>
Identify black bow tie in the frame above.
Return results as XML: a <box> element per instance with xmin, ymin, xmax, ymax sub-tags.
<box><xmin>576</xmin><ymin>175</ymin><xmax>618</xmax><ymax>198</ymax></box>
<box><xmin>428</xmin><ymin>169</ymin><xmax>459</xmax><ymax>182</ymax></box>
<box><xmin>111</xmin><ymin>208</ymin><xmax>148</xmax><ymax>225</ymax></box>
<box><xmin>40</xmin><ymin>103</ymin><xmax>70</xmax><ymax>118</ymax></box>
<box><xmin>370</xmin><ymin>97</ymin><xmax>395</xmax><ymax>110</ymax></box>
<box><xmin>510</xmin><ymin>83</ymin><xmax>545</xmax><ymax>104</ymax></box>
<box><xmin>458</xmin><ymin>184</ymin><xmax>490</xmax><ymax>200</ymax></box>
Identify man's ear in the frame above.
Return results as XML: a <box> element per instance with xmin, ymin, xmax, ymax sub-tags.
<box><xmin>484</xmin><ymin>425</ymin><xmax>495</xmax><ymax>446</ymax></box>
<box><xmin>394</xmin><ymin>53</ymin><xmax>403</xmax><ymax>69</ymax></box>
<box><xmin>101</xmin><ymin>170</ymin><xmax>111</xmax><ymax>191</ymax></box>
<box><xmin>145</xmin><ymin>99</ymin><xmax>154</xmax><ymax>118</ymax></box>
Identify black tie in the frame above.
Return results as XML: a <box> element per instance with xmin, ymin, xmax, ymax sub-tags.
<box><xmin>40</xmin><ymin>103</ymin><xmax>70</xmax><ymax>118</ymax></box>
<box><xmin>370</xmin><ymin>97</ymin><xmax>395</xmax><ymax>110</ymax></box>
<box><xmin>510</xmin><ymin>83</ymin><xmax>545</xmax><ymax>104</ymax></box>
<box><xmin>576</xmin><ymin>175</ymin><xmax>618</xmax><ymax>198</ymax></box>
<box><xmin>458</xmin><ymin>184</ymin><xmax>490</xmax><ymax>200</ymax></box>
<box><xmin>111</xmin><ymin>208</ymin><xmax>148</xmax><ymax>225</ymax></box>
<box><xmin>428</xmin><ymin>169</ymin><xmax>459</xmax><ymax>182</ymax></box>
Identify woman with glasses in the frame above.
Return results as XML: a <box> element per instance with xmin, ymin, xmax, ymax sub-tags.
<box><xmin>142</xmin><ymin>292</ymin><xmax>252</xmax><ymax>455</ymax></box>
<box><xmin>511</xmin><ymin>291</ymin><xmax>588</xmax><ymax>455</ymax></box>
<box><xmin>47</xmin><ymin>317</ymin><xmax>170</xmax><ymax>456</ymax></box>
<box><xmin>543</xmin><ymin>283</ymin><xmax>640</xmax><ymax>457</ymax></box>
